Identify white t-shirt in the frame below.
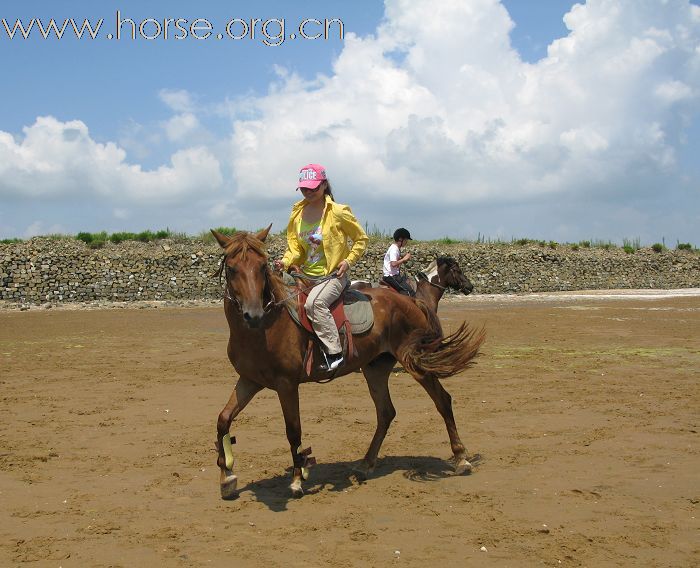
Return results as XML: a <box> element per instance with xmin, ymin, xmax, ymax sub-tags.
<box><xmin>383</xmin><ymin>243</ymin><xmax>400</xmax><ymax>276</ymax></box>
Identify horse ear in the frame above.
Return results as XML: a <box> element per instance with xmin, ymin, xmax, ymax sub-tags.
<box><xmin>210</xmin><ymin>229</ymin><xmax>231</xmax><ymax>249</ymax></box>
<box><xmin>255</xmin><ymin>223</ymin><xmax>273</xmax><ymax>242</ymax></box>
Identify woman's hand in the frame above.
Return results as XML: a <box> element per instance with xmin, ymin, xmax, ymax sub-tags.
<box><xmin>336</xmin><ymin>260</ymin><xmax>350</xmax><ymax>278</ymax></box>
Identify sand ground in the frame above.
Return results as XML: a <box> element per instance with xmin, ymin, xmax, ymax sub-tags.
<box><xmin>1</xmin><ymin>292</ymin><xmax>698</xmax><ymax>567</ymax></box>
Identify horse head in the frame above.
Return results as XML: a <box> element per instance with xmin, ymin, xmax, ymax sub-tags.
<box><xmin>436</xmin><ymin>256</ymin><xmax>474</xmax><ymax>295</ymax></box>
<box><xmin>212</xmin><ymin>224</ymin><xmax>274</xmax><ymax>328</ymax></box>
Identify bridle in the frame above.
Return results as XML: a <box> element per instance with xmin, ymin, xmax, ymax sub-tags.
<box><xmin>216</xmin><ymin>255</ymin><xmax>278</xmax><ymax>313</ymax></box>
<box><xmin>420</xmin><ymin>259</ymin><xmax>469</xmax><ymax>293</ymax></box>
<box><xmin>447</xmin><ymin>261</ymin><xmax>474</xmax><ymax>293</ymax></box>
<box><xmin>425</xmin><ymin>275</ymin><xmax>447</xmax><ymax>291</ymax></box>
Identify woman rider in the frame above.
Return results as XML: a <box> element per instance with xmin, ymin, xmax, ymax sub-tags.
<box><xmin>274</xmin><ymin>164</ymin><xmax>368</xmax><ymax>372</ymax></box>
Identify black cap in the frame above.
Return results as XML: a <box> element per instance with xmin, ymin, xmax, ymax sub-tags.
<box><xmin>393</xmin><ymin>228</ymin><xmax>412</xmax><ymax>241</ymax></box>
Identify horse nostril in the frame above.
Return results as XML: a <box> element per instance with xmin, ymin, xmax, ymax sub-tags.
<box><xmin>243</xmin><ymin>312</ymin><xmax>261</xmax><ymax>328</ymax></box>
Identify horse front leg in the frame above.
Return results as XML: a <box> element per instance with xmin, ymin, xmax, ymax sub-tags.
<box><xmin>277</xmin><ymin>383</ymin><xmax>307</xmax><ymax>498</ymax></box>
<box><xmin>216</xmin><ymin>377</ymin><xmax>263</xmax><ymax>500</ymax></box>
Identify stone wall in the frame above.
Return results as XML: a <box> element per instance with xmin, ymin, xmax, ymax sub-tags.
<box><xmin>1</xmin><ymin>236</ymin><xmax>698</xmax><ymax>305</ymax></box>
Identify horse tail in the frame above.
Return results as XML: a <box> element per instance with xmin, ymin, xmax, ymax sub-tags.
<box><xmin>399</xmin><ymin>300</ymin><xmax>485</xmax><ymax>379</ymax></box>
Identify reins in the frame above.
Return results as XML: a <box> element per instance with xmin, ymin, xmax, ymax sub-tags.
<box><xmin>259</xmin><ymin>271</ymin><xmax>338</xmax><ymax>308</ymax></box>
<box><xmin>418</xmin><ymin>266</ymin><xmax>447</xmax><ymax>291</ymax></box>
<box><xmin>427</xmin><ymin>279</ymin><xmax>447</xmax><ymax>291</ymax></box>
<box><xmin>215</xmin><ymin>254</ymin><xmax>339</xmax><ymax>312</ymax></box>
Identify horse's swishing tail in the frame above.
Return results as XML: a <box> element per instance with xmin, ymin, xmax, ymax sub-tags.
<box><xmin>400</xmin><ymin>300</ymin><xmax>485</xmax><ymax>379</ymax></box>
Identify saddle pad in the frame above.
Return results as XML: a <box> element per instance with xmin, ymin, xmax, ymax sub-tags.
<box><xmin>285</xmin><ymin>287</ymin><xmax>374</xmax><ymax>334</ymax></box>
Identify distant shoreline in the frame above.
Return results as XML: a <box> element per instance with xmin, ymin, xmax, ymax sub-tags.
<box><xmin>2</xmin><ymin>288</ymin><xmax>699</xmax><ymax>312</ymax></box>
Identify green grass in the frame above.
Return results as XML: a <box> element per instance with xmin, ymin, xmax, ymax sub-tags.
<box><xmin>107</xmin><ymin>230</ymin><xmax>171</xmax><ymax>243</ymax></box>
<box><xmin>435</xmin><ymin>237</ymin><xmax>459</xmax><ymax>245</ymax></box>
<box><xmin>363</xmin><ymin>222</ymin><xmax>390</xmax><ymax>241</ymax></box>
<box><xmin>622</xmin><ymin>237</ymin><xmax>641</xmax><ymax>254</ymax></box>
<box><xmin>200</xmin><ymin>227</ymin><xmax>238</xmax><ymax>244</ymax></box>
<box><xmin>590</xmin><ymin>239</ymin><xmax>614</xmax><ymax>250</ymax></box>
<box><xmin>75</xmin><ymin>229</ymin><xmax>177</xmax><ymax>248</ymax></box>
<box><xmin>2</xmin><ymin>228</ymin><xmax>695</xmax><ymax>253</ymax></box>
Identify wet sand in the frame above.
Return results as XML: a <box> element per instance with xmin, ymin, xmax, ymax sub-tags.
<box><xmin>1</xmin><ymin>292</ymin><xmax>698</xmax><ymax>567</ymax></box>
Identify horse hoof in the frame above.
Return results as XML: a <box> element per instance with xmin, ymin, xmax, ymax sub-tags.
<box><xmin>454</xmin><ymin>458</ymin><xmax>472</xmax><ymax>475</ymax></box>
<box><xmin>352</xmin><ymin>462</ymin><xmax>374</xmax><ymax>481</ymax></box>
<box><xmin>220</xmin><ymin>470</ymin><xmax>238</xmax><ymax>500</ymax></box>
<box><xmin>290</xmin><ymin>480</ymin><xmax>304</xmax><ymax>498</ymax></box>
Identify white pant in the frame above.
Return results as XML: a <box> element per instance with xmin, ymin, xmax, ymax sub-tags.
<box><xmin>304</xmin><ymin>275</ymin><xmax>348</xmax><ymax>355</ymax></box>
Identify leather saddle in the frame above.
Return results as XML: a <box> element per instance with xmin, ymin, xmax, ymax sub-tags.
<box><xmin>282</xmin><ymin>273</ymin><xmax>374</xmax><ymax>335</ymax></box>
<box><xmin>281</xmin><ymin>273</ymin><xmax>374</xmax><ymax>379</ymax></box>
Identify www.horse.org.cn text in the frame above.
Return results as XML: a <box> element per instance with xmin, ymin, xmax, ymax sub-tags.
<box><xmin>1</xmin><ymin>12</ymin><xmax>345</xmax><ymax>46</ymax></box>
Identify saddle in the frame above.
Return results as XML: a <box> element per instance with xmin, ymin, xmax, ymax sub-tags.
<box><xmin>282</xmin><ymin>274</ymin><xmax>374</xmax><ymax>378</ymax></box>
<box><xmin>380</xmin><ymin>275</ymin><xmax>417</xmax><ymax>297</ymax></box>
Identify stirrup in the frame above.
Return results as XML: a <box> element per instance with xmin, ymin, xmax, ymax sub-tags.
<box><xmin>319</xmin><ymin>351</ymin><xmax>344</xmax><ymax>372</ymax></box>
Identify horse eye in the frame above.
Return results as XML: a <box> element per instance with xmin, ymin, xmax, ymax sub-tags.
<box><xmin>226</xmin><ymin>265</ymin><xmax>237</xmax><ymax>275</ymax></box>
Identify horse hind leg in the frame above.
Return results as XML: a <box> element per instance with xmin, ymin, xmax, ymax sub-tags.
<box><xmin>217</xmin><ymin>377</ymin><xmax>263</xmax><ymax>500</ymax></box>
<box><xmin>355</xmin><ymin>354</ymin><xmax>397</xmax><ymax>480</ymax></box>
<box><xmin>412</xmin><ymin>372</ymin><xmax>472</xmax><ymax>474</ymax></box>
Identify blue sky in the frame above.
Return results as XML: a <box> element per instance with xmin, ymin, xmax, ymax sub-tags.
<box><xmin>1</xmin><ymin>0</ymin><xmax>698</xmax><ymax>245</ymax></box>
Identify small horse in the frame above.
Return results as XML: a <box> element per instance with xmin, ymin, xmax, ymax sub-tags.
<box><xmin>212</xmin><ymin>226</ymin><xmax>485</xmax><ymax>499</ymax></box>
<box><xmin>352</xmin><ymin>256</ymin><xmax>474</xmax><ymax>313</ymax></box>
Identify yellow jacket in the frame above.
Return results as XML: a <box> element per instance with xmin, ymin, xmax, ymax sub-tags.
<box><xmin>282</xmin><ymin>195</ymin><xmax>368</xmax><ymax>274</ymax></box>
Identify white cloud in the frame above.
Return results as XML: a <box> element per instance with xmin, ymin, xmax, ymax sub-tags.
<box><xmin>163</xmin><ymin>113</ymin><xmax>201</xmax><ymax>142</ymax></box>
<box><xmin>227</xmin><ymin>0</ymin><xmax>699</xmax><ymax>212</ymax></box>
<box><xmin>208</xmin><ymin>201</ymin><xmax>242</xmax><ymax>221</ymax></box>
<box><xmin>113</xmin><ymin>208</ymin><xmax>130</xmax><ymax>220</ymax></box>
<box><xmin>23</xmin><ymin>220</ymin><xmax>67</xmax><ymax>238</ymax></box>
<box><xmin>118</xmin><ymin>119</ymin><xmax>161</xmax><ymax>161</ymax></box>
<box><xmin>159</xmin><ymin>89</ymin><xmax>196</xmax><ymax>113</ymax></box>
<box><xmin>654</xmin><ymin>80</ymin><xmax>694</xmax><ymax>103</ymax></box>
<box><xmin>1</xmin><ymin>0</ymin><xmax>699</xmax><ymax>243</ymax></box>
<box><xmin>0</xmin><ymin>116</ymin><xmax>223</xmax><ymax>203</ymax></box>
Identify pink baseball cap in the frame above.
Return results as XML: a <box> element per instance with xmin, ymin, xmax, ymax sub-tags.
<box><xmin>297</xmin><ymin>164</ymin><xmax>327</xmax><ymax>190</ymax></box>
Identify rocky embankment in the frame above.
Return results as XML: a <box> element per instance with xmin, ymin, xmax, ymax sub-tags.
<box><xmin>1</xmin><ymin>236</ymin><xmax>698</xmax><ymax>307</ymax></box>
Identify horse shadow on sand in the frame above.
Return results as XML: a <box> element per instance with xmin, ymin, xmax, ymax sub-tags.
<box><xmin>233</xmin><ymin>453</ymin><xmax>483</xmax><ymax>512</ymax></box>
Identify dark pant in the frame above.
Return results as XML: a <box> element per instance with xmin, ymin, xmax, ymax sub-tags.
<box><xmin>382</xmin><ymin>275</ymin><xmax>415</xmax><ymax>297</ymax></box>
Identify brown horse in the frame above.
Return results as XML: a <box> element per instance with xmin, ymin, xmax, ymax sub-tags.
<box><xmin>212</xmin><ymin>226</ymin><xmax>485</xmax><ymax>499</ymax></box>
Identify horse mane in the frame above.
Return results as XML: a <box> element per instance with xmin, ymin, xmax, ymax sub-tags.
<box><xmin>224</xmin><ymin>232</ymin><xmax>268</xmax><ymax>261</ymax></box>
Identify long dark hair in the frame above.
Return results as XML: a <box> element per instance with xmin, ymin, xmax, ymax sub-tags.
<box><xmin>323</xmin><ymin>181</ymin><xmax>335</xmax><ymax>201</ymax></box>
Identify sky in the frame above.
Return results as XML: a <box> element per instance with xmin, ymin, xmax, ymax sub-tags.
<box><xmin>1</xmin><ymin>0</ymin><xmax>698</xmax><ymax>245</ymax></box>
